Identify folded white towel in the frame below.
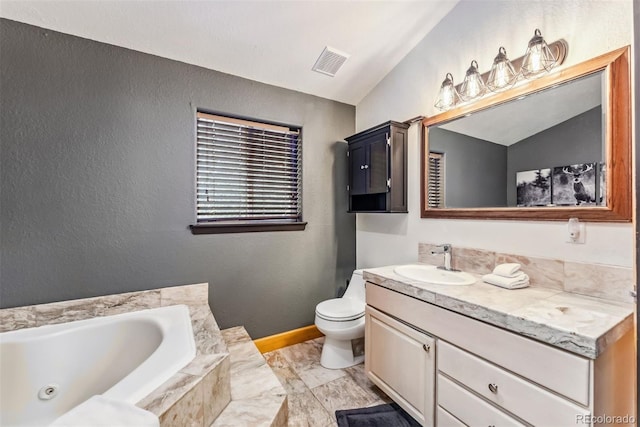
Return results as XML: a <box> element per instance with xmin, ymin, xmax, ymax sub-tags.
<box><xmin>482</xmin><ymin>272</ymin><xmax>530</xmax><ymax>289</ymax></box>
<box><xmin>49</xmin><ymin>395</ymin><xmax>159</xmax><ymax>427</ymax></box>
<box><xmin>493</xmin><ymin>263</ymin><xmax>522</xmax><ymax>278</ymax></box>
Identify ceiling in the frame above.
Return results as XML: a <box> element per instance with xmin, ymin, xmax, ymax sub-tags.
<box><xmin>0</xmin><ymin>0</ymin><xmax>459</xmax><ymax>105</ymax></box>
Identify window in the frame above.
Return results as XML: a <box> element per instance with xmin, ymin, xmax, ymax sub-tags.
<box><xmin>190</xmin><ymin>112</ymin><xmax>305</xmax><ymax>234</ymax></box>
<box><xmin>428</xmin><ymin>152</ymin><xmax>444</xmax><ymax>208</ymax></box>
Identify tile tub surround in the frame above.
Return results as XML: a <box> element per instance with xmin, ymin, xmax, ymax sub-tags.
<box><xmin>418</xmin><ymin>243</ymin><xmax>635</xmax><ymax>304</ymax></box>
<box><xmin>364</xmin><ymin>266</ymin><xmax>634</xmax><ymax>359</ymax></box>
<box><xmin>0</xmin><ymin>283</ymin><xmax>232</xmax><ymax>427</ymax></box>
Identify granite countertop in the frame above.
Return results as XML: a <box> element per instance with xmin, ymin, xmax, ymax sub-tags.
<box><xmin>363</xmin><ymin>265</ymin><xmax>635</xmax><ymax>359</ymax></box>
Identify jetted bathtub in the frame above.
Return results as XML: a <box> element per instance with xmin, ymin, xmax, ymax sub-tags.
<box><xmin>0</xmin><ymin>304</ymin><xmax>196</xmax><ymax>427</ymax></box>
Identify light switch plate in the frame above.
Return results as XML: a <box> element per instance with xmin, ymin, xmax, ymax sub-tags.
<box><xmin>567</xmin><ymin>223</ymin><xmax>586</xmax><ymax>244</ymax></box>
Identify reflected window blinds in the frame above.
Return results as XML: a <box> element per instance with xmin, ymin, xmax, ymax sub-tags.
<box><xmin>196</xmin><ymin>112</ymin><xmax>302</xmax><ymax>223</ymax></box>
<box><xmin>428</xmin><ymin>152</ymin><xmax>444</xmax><ymax>208</ymax></box>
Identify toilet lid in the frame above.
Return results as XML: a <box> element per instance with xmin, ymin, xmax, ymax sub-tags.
<box><xmin>316</xmin><ymin>298</ymin><xmax>365</xmax><ymax>321</ymax></box>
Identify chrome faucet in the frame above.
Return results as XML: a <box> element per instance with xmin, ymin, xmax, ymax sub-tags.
<box><xmin>431</xmin><ymin>244</ymin><xmax>458</xmax><ymax>271</ymax></box>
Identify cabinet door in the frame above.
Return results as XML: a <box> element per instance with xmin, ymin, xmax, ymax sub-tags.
<box><xmin>348</xmin><ymin>141</ymin><xmax>367</xmax><ymax>195</ymax></box>
<box><xmin>366</xmin><ymin>132</ymin><xmax>389</xmax><ymax>194</ymax></box>
<box><xmin>365</xmin><ymin>306</ymin><xmax>435</xmax><ymax>426</ymax></box>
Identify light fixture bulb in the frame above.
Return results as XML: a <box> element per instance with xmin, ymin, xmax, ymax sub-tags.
<box><xmin>459</xmin><ymin>60</ymin><xmax>487</xmax><ymax>102</ymax></box>
<box><xmin>521</xmin><ymin>29</ymin><xmax>558</xmax><ymax>78</ymax></box>
<box><xmin>442</xmin><ymin>86</ymin><xmax>454</xmax><ymax>105</ymax></box>
<box><xmin>434</xmin><ymin>73</ymin><xmax>460</xmax><ymax>111</ymax></box>
<box><xmin>528</xmin><ymin>45</ymin><xmax>543</xmax><ymax>73</ymax></box>
<box><xmin>486</xmin><ymin>47</ymin><xmax>517</xmax><ymax>92</ymax></box>
<box><xmin>495</xmin><ymin>62</ymin><xmax>509</xmax><ymax>87</ymax></box>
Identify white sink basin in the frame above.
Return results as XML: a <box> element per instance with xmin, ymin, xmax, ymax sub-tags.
<box><xmin>394</xmin><ymin>264</ymin><xmax>476</xmax><ymax>286</ymax></box>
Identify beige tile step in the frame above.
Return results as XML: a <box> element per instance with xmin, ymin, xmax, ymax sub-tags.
<box><xmin>137</xmin><ymin>295</ymin><xmax>232</xmax><ymax>427</ymax></box>
<box><xmin>211</xmin><ymin>326</ymin><xmax>287</xmax><ymax>427</ymax></box>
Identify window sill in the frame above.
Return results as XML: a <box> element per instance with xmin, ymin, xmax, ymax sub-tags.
<box><xmin>190</xmin><ymin>221</ymin><xmax>307</xmax><ymax>235</ymax></box>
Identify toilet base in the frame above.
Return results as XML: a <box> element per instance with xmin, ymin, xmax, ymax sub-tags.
<box><xmin>320</xmin><ymin>337</ymin><xmax>364</xmax><ymax>369</ymax></box>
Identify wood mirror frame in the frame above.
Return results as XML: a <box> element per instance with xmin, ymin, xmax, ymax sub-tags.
<box><xmin>421</xmin><ymin>46</ymin><xmax>631</xmax><ymax>222</ymax></box>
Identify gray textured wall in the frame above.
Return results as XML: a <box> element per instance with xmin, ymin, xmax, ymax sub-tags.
<box><xmin>428</xmin><ymin>128</ymin><xmax>507</xmax><ymax>208</ymax></box>
<box><xmin>0</xmin><ymin>19</ymin><xmax>356</xmax><ymax>338</ymax></box>
<box><xmin>506</xmin><ymin>107</ymin><xmax>602</xmax><ymax>206</ymax></box>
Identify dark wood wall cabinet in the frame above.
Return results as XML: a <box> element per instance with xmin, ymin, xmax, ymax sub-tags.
<box><xmin>346</xmin><ymin>121</ymin><xmax>409</xmax><ymax>213</ymax></box>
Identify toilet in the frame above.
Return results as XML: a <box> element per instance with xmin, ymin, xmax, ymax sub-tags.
<box><xmin>315</xmin><ymin>270</ymin><xmax>366</xmax><ymax>369</ymax></box>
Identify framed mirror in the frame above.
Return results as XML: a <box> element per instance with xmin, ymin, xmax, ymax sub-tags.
<box><xmin>421</xmin><ymin>46</ymin><xmax>630</xmax><ymax>222</ymax></box>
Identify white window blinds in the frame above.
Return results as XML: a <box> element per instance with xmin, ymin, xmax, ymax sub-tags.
<box><xmin>428</xmin><ymin>152</ymin><xmax>444</xmax><ymax>208</ymax></box>
<box><xmin>196</xmin><ymin>112</ymin><xmax>302</xmax><ymax>223</ymax></box>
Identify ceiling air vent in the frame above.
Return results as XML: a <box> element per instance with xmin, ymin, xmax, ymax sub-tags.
<box><xmin>312</xmin><ymin>46</ymin><xmax>350</xmax><ymax>77</ymax></box>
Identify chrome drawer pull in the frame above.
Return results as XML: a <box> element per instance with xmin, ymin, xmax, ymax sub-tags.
<box><xmin>422</xmin><ymin>344</ymin><xmax>431</xmax><ymax>352</ymax></box>
<box><xmin>488</xmin><ymin>383</ymin><xmax>498</xmax><ymax>393</ymax></box>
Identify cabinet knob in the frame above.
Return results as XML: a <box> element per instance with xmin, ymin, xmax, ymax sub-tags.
<box><xmin>488</xmin><ymin>383</ymin><xmax>498</xmax><ymax>394</ymax></box>
<box><xmin>422</xmin><ymin>344</ymin><xmax>430</xmax><ymax>352</ymax></box>
<box><xmin>364</xmin><ymin>164</ymin><xmax>369</xmax><ymax>169</ymax></box>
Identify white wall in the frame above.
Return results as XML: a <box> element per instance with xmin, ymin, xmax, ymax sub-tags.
<box><xmin>356</xmin><ymin>0</ymin><xmax>634</xmax><ymax>269</ymax></box>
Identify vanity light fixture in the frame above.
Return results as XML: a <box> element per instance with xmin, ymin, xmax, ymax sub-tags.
<box><xmin>521</xmin><ymin>29</ymin><xmax>559</xmax><ymax>78</ymax></box>
<box><xmin>434</xmin><ymin>73</ymin><xmax>460</xmax><ymax>111</ymax></box>
<box><xmin>433</xmin><ymin>29</ymin><xmax>567</xmax><ymax>111</ymax></box>
<box><xmin>486</xmin><ymin>47</ymin><xmax>518</xmax><ymax>92</ymax></box>
<box><xmin>459</xmin><ymin>60</ymin><xmax>487</xmax><ymax>101</ymax></box>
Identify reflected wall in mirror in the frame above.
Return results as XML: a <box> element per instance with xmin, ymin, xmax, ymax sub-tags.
<box><xmin>421</xmin><ymin>46</ymin><xmax>631</xmax><ymax>222</ymax></box>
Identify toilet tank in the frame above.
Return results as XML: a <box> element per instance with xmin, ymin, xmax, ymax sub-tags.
<box><xmin>343</xmin><ymin>269</ymin><xmax>366</xmax><ymax>302</ymax></box>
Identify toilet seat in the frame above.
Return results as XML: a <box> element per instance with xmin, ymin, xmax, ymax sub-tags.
<box><xmin>315</xmin><ymin>297</ymin><xmax>365</xmax><ymax>321</ymax></box>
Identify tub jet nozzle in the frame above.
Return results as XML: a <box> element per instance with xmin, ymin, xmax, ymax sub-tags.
<box><xmin>38</xmin><ymin>384</ymin><xmax>59</xmax><ymax>400</ymax></box>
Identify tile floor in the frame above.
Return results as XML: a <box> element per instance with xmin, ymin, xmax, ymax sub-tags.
<box><xmin>263</xmin><ymin>337</ymin><xmax>391</xmax><ymax>427</ymax></box>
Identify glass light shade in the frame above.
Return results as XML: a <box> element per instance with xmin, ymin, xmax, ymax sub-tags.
<box><xmin>434</xmin><ymin>73</ymin><xmax>460</xmax><ymax>111</ymax></box>
<box><xmin>459</xmin><ymin>60</ymin><xmax>487</xmax><ymax>101</ymax></box>
<box><xmin>521</xmin><ymin>29</ymin><xmax>558</xmax><ymax>78</ymax></box>
<box><xmin>486</xmin><ymin>47</ymin><xmax>518</xmax><ymax>92</ymax></box>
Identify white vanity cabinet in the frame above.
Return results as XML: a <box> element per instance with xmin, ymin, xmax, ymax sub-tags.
<box><xmin>365</xmin><ymin>282</ymin><xmax>635</xmax><ymax>427</ymax></box>
<box><xmin>365</xmin><ymin>306</ymin><xmax>436</xmax><ymax>426</ymax></box>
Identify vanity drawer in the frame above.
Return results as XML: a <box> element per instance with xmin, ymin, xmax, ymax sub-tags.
<box><xmin>438</xmin><ymin>341</ymin><xmax>590</xmax><ymax>426</ymax></box>
<box><xmin>436</xmin><ymin>406</ymin><xmax>465</xmax><ymax>427</ymax></box>
<box><xmin>438</xmin><ymin>374</ymin><xmax>525</xmax><ymax>427</ymax></box>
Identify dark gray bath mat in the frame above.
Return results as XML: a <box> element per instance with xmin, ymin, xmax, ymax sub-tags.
<box><xmin>335</xmin><ymin>403</ymin><xmax>421</xmax><ymax>427</ymax></box>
